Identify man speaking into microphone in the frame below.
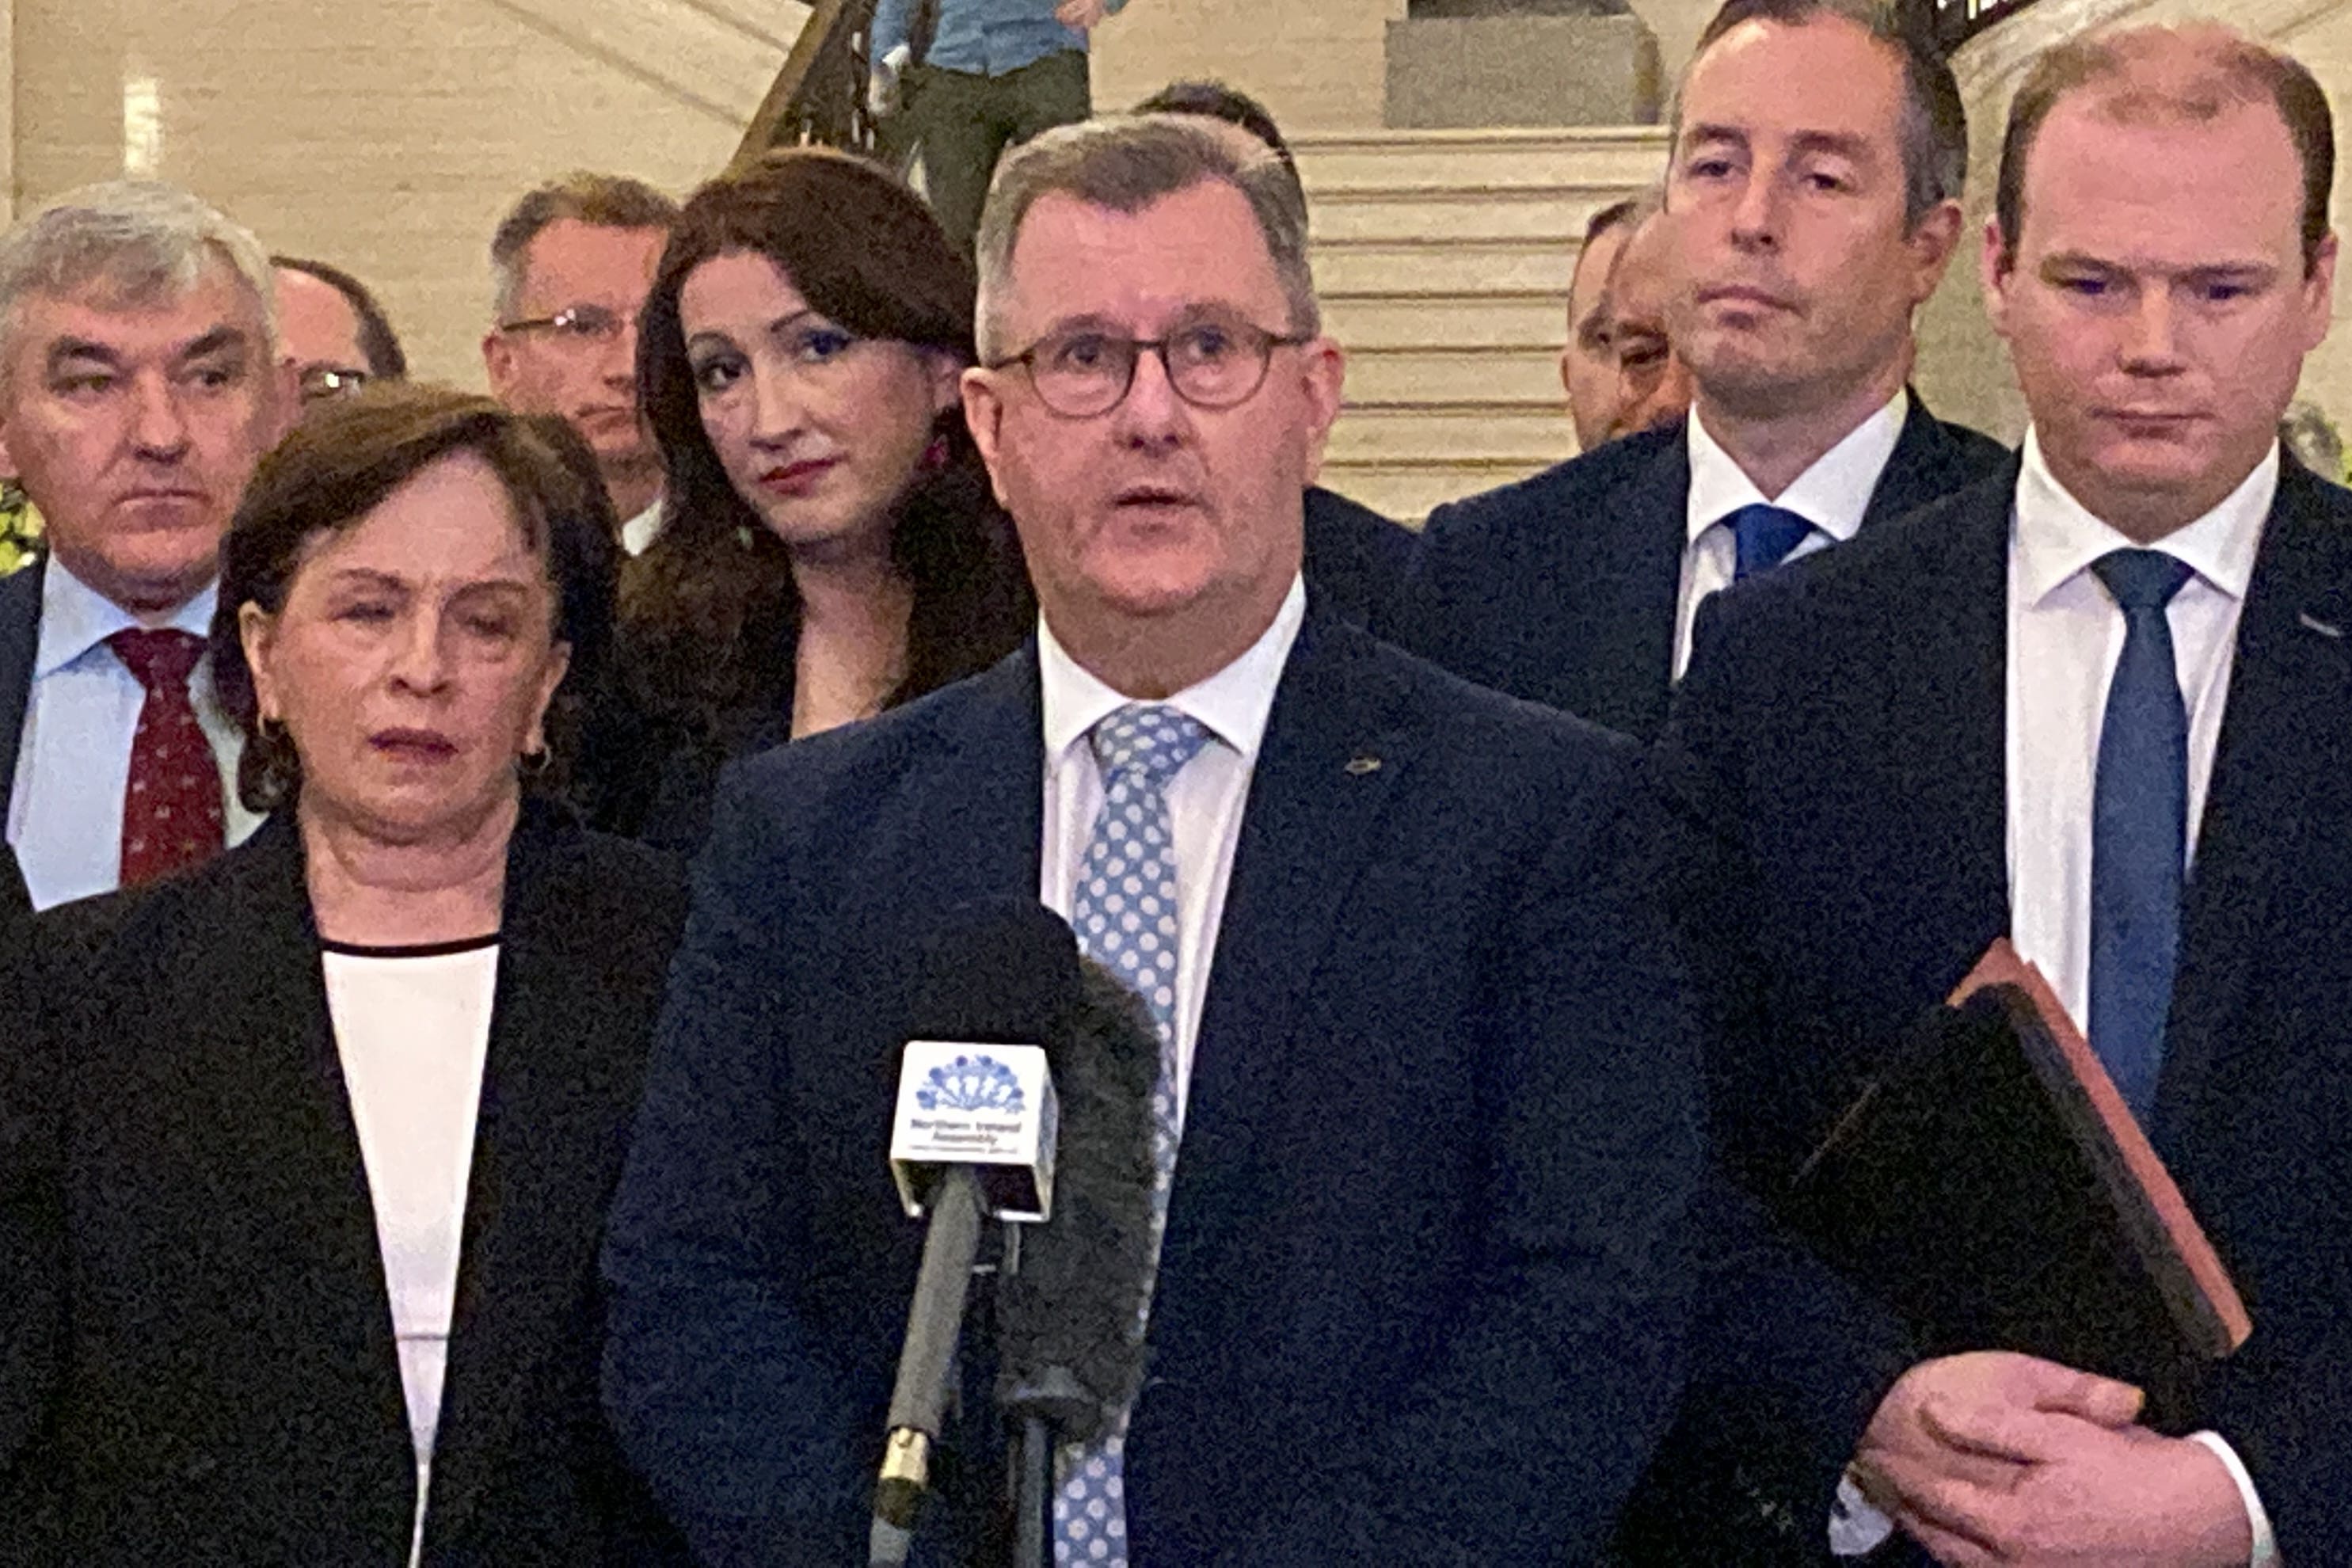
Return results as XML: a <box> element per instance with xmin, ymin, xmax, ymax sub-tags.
<box><xmin>601</xmin><ymin>114</ymin><xmax>1700</xmax><ymax>1565</ymax></box>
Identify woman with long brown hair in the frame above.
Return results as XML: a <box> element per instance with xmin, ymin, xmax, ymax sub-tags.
<box><xmin>595</xmin><ymin>148</ymin><xmax>1032</xmax><ymax>848</ymax></box>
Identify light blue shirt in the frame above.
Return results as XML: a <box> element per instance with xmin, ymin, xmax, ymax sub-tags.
<box><xmin>872</xmin><ymin>0</ymin><xmax>1126</xmax><ymax>78</ymax></box>
<box><xmin>6</xmin><ymin>560</ymin><xmax>261</xmax><ymax>911</ymax></box>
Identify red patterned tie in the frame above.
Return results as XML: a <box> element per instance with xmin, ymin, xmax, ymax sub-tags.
<box><xmin>109</xmin><ymin>628</ymin><xmax>226</xmax><ymax>887</ymax></box>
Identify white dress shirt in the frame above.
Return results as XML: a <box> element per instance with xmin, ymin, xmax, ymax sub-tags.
<box><xmin>322</xmin><ymin>937</ymin><xmax>500</xmax><ymax>1568</ymax></box>
<box><xmin>1676</xmin><ymin>389</ymin><xmax>1909</xmax><ymax>679</ymax></box>
<box><xmin>6</xmin><ymin>560</ymin><xmax>261</xmax><ymax>911</ymax></box>
<box><xmin>1832</xmin><ymin>430</ymin><xmax>2278</xmax><ymax>1562</ymax></box>
<box><xmin>1037</xmin><ymin>576</ymin><xmax>1304</xmax><ymax>1121</ymax></box>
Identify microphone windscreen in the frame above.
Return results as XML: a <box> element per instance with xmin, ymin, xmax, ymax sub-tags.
<box><xmin>908</xmin><ymin>900</ymin><xmax>1083</xmax><ymax>1046</ymax></box>
<box><xmin>995</xmin><ymin>957</ymin><xmax>1161</xmax><ymax>1444</ymax></box>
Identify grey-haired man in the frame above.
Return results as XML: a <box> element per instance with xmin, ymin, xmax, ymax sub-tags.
<box><xmin>0</xmin><ymin>181</ymin><xmax>290</xmax><ymax>913</ymax></box>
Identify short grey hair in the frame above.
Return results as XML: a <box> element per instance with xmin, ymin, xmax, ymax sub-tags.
<box><xmin>489</xmin><ymin>171</ymin><xmax>679</xmax><ymax>322</ymax></box>
<box><xmin>0</xmin><ymin>181</ymin><xmax>276</xmax><ymax>372</ymax></box>
<box><xmin>973</xmin><ymin>114</ymin><xmax>1318</xmax><ymax>363</ymax></box>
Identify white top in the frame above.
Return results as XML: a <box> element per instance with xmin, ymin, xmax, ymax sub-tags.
<box><xmin>6</xmin><ymin>559</ymin><xmax>261</xmax><ymax>911</ymax></box>
<box><xmin>1676</xmin><ymin>389</ymin><xmax>1909</xmax><ymax>679</ymax></box>
<box><xmin>320</xmin><ymin>937</ymin><xmax>500</xmax><ymax>1568</ymax></box>
<box><xmin>1830</xmin><ymin>431</ymin><xmax>2278</xmax><ymax>1563</ymax></box>
<box><xmin>621</xmin><ymin>497</ymin><xmax>666</xmax><ymax>557</ymax></box>
<box><xmin>1036</xmin><ymin>576</ymin><xmax>1305</xmax><ymax>1123</ymax></box>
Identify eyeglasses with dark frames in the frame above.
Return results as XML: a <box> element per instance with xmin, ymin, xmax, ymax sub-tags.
<box><xmin>986</xmin><ymin>315</ymin><xmax>1310</xmax><ymax>419</ymax></box>
<box><xmin>496</xmin><ymin>303</ymin><xmax>633</xmax><ymax>346</ymax></box>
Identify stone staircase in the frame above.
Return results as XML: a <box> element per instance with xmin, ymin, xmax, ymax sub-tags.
<box><xmin>1292</xmin><ymin>126</ymin><xmax>1672</xmax><ymax>521</ymax></box>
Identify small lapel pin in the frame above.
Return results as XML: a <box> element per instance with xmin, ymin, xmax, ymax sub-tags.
<box><xmin>1345</xmin><ymin>754</ymin><xmax>1382</xmax><ymax>776</ymax></box>
<box><xmin>2299</xmin><ymin>611</ymin><xmax>2345</xmax><ymax>639</ymax></box>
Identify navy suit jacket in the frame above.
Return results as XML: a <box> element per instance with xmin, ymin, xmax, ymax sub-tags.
<box><xmin>1652</xmin><ymin>458</ymin><xmax>2352</xmax><ymax>1558</ymax></box>
<box><xmin>602</xmin><ymin>613</ymin><xmax>1701</xmax><ymax>1565</ymax></box>
<box><xmin>0</xmin><ymin>561</ymin><xmax>38</xmax><ymax>921</ymax></box>
<box><xmin>1303</xmin><ymin>483</ymin><xmax>1418</xmax><ymax>634</ymax></box>
<box><xmin>1401</xmin><ymin>397</ymin><xmax>2008</xmax><ymax>737</ymax></box>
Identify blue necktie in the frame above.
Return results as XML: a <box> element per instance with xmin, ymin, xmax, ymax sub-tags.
<box><xmin>2088</xmin><ymin>549</ymin><xmax>2194</xmax><ymax>1121</ymax></box>
<box><xmin>1727</xmin><ymin>503</ymin><xmax>1814</xmax><ymax>580</ymax></box>
<box><xmin>1054</xmin><ymin>703</ymin><xmax>1211</xmax><ymax>1567</ymax></box>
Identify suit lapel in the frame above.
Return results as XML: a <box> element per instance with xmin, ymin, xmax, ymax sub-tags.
<box><xmin>0</xmin><ymin>559</ymin><xmax>43</xmax><ymax>823</ymax></box>
<box><xmin>192</xmin><ymin>819</ymin><xmax>415</xmax><ymax>1505</ymax></box>
<box><xmin>1599</xmin><ymin>432</ymin><xmax>1695</xmax><ymax>735</ymax></box>
<box><xmin>1863</xmin><ymin>394</ymin><xmax>1978</xmax><ymax>531</ymax></box>
<box><xmin>929</xmin><ymin>645</ymin><xmax>1049</xmax><ymax>908</ymax></box>
<box><xmin>422</xmin><ymin>814</ymin><xmax>626</xmax><ymax>1543</ymax></box>
<box><xmin>2158</xmin><ymin>466</ymin><xmax>2352</xmax><ymax>1147</ymax></box>
<box><xmin>1876</xmin><ymin>468</ymin><xmax>2015</xmax><ymax>971</ymax></box>
<box><xmin>1157</xmin><ymin>618</ymin><xmax>1414</xmax><ymax>1300</ymax></box>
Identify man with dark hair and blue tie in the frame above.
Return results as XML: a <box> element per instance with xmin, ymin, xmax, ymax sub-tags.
<box><xmin>600</xmin><ymin>112</ymin><xmax>1700</xmax><ymax>1564</ymax></box>
<box><xmin>1403</xmin><ymin>0</ymin><xmax>2006</xmax><ymax>741</ymax></box>
<box><xmin>1655</xmin><ymin>21</ymin><xmax>2352</xmax><ymax>1565</ymax></box>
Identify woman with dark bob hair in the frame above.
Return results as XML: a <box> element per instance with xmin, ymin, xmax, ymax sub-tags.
<box><xmin>0</xmin><ymin>385</ymin><xmax>687</xmax><ymax>1565</ymax></box>
<box><xmin>596</xmin><ymin>147</ymin><xmax>1033</xmax><ymax>847</ymax></box>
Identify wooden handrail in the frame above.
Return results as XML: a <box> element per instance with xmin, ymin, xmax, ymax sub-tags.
<box><xmin>734</xmin><ymin>0</ymin><xmax>880</xmax><ymax>166</ymax></box>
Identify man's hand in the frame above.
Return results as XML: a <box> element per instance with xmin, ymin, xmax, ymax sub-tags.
<box><xmin>1854</xmin><ymin>1353</ymin><xmax>2251</xmax><ymax>1566</ymax></box>
<box><xmin>1056</xmin><ymin>0</ymin><xmax>1112</xmax><ymax>31</ymax></box>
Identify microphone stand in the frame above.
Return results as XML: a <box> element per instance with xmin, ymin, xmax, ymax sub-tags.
<box><xmin>998</xmin><ymin>1221</ymin><xmax>1052</xmax><ymax>1568</ymax></box>
<box><xmin>870</xmin><ymin>1166</ymin><xmax>986</xmax><ymax>1568</ymax></box>
<box><xmin>1012</xmin><ymin>1415</ymin><xmax>1051</xmax><ymax>1568</ymax></box>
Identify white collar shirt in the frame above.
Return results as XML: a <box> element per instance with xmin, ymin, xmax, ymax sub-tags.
<box><xmin>2004</xmin><ymin>424</ymin><xmax>2271</xmax><ymax>1037</ymax></box>
<box><xmin>1037</xmin><ymin>576</ymin><xmax>1306</xmax><ymax>1124</ymax></box>
<box><xmin>7</xmin><ymin>559</ymin><xmax>261</xmax><ymax>910</ymax></box>
<box><xmin>1676</xmin><ymin>388</ymin><xmax>1909</xmax><ymax>679</ymax></box>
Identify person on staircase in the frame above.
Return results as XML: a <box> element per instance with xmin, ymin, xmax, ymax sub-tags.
<box><xmin>1400</xmin><ymin>0</ymin><xmax>2006</xmax><ymax>743</ymax></box>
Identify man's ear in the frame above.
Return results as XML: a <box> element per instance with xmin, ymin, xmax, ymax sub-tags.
<box><xmin>960</xmin><ymin>367</ymin><xmax>1013</xmax><ymax>510</ymax></box>
<box><xmin>1905</xmin><ymin>199</ymin><xmax>1966</xmax><ymax>305</ymax></box>
<box><xmin>1296</xmin><ymin>338</ymin><xmax>1347</xmax><ymax>486</ymax></box>
<box><xmin>2301</xmin><ymin>230</ymin><xmax>2339</xmax><ymax>352</ymax></box>
<box><xmin>483</xmin><ymin>332</ymin><xmax>517</xmax><ymax>399</ymax></box>
<box><xmin>1979</xmin><ymin>215</ymin><xmax>2017</xmax><ymax>341</ymax></box>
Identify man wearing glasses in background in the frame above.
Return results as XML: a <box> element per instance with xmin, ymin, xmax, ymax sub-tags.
<box><xmin>482</xmin><ymin>172</ymin><xmax>679</xmax><ymax>554</ymax></box>
<box><xmin>270</xmin><ymin>254</ymin><xmax>408</xmax><ymax>415</ymax></box>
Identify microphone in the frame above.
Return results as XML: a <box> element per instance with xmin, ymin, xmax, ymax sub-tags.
<box><xmin>871</xmin><ymin>902</ymin><xmax>1082</xmax><ymax>1568</ymax></box>
<box><xmin>994</xmin><ymin>958</ymin><xmax>1163</xmax><ymax>1568</ymax></box>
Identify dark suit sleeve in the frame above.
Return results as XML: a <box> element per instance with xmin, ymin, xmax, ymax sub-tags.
<box><xmin>1244</xmin><ymin>750</ymin><xmax>1703</xmax><ymax>1563</ymax></box>
<box><xmin>1389</xmin><ymin>497</ymin><xmax>1486</xmax><ymax>679</ymax></box>
<box><xmin>0</xmin><ymin>916</ymin><xmax>67</xmax><ymax>1561</ymax></box>
<box><xmin>599</xmin><ymin>775</ymin><xmax>866</xmax><ymax>1566</ymax></box>
<box><xmin>1631</xmin><ymin>596</ymin><xmax>1919</xmax><ymax>1559</ymax></box>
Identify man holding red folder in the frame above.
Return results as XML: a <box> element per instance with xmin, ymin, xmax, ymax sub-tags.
<box><xmin>1657</xmin><ymin>22</ymin><xmax>2351</xmax><ymax>1565</ymax></box>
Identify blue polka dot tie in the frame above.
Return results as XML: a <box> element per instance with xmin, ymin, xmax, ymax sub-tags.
<box><xmin>1054</xmin><ymin>702</ymin><xmax>1211</xmax><ymax>1566</ymax></box>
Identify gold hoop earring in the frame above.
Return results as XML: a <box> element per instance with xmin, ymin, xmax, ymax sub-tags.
<box><xmin>257</xmin><ymin>714</ymin><xmax>287</xmax><ymax>743</ymax></box>
<box><xmin>519</xmin><ymin>745</ymin><xmax>551</xmax><ymax>778</ymax></box>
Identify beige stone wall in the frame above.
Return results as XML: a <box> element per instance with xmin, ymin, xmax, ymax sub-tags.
<box><xmin>1090</xmin><ymin>0</ymin><xmax>1407</xmax><ymax>130</ymax></box>
<box><xmin>8</xmin><ymin>0</ymin><xmax>794</xmax><ymax>386</ymax></box>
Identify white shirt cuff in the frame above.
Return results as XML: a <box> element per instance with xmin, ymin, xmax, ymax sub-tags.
<box><xmin>1830</xmin><ymin>1470</ymin><xmax>1897</xmax><ymax>1556</ymax></box>
<box><xmin>2189</xmin><ymin>1431</ymin><xmax>2278</xmax><ymax>1566</ymax></box>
